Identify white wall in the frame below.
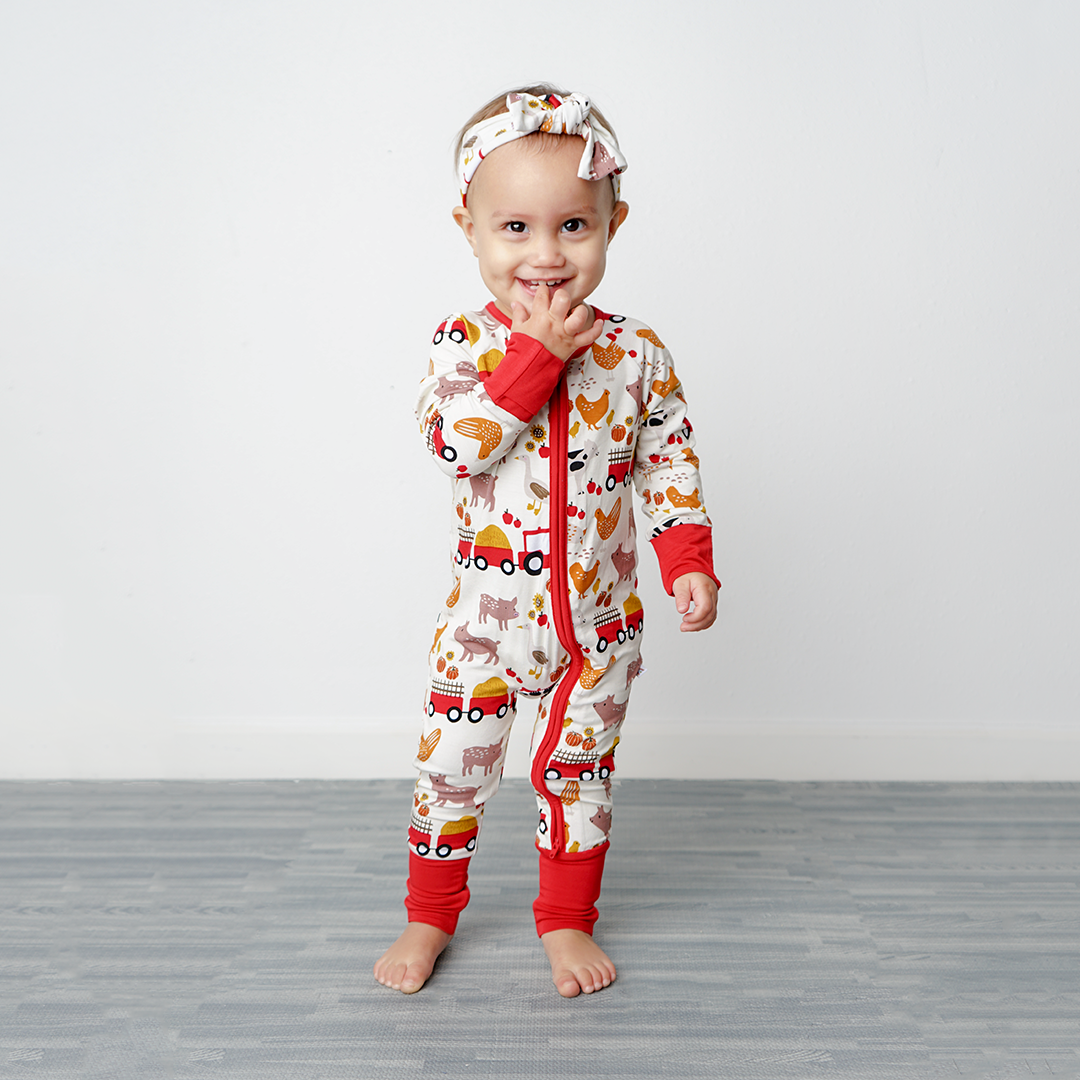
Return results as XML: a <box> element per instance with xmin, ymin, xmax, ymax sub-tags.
<box><xmin>2</xmin><ymin>1</ymin><xmax>1077</xmax><ymax>780</ymax></box>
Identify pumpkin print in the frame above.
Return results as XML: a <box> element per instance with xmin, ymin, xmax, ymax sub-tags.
<box><xmin>565</xmin><ymin>731</ymin><xmax>583</xmax><ymax>747</ymax></box>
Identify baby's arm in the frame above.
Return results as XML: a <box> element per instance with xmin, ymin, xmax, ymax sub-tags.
<box><xmin>672</xmin><ymin>572</ymin><xmax>719</xmax><ymax>632</ymax></box>
<box><xmin>417</xmin><ymin>314</ymin><xmax>562</xmax><ymax>477</ymax></box>
<box><xmin>417</xmin><ymin>293</ymin><xmax>603</xmax><ymax>478</ymax></box>
<box><xmin>632</xmin><ymin>331</ymin><xmax>721</xmax><ymax>623</ymax></box>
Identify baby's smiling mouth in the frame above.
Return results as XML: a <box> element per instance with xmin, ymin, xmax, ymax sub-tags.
<box><xmin>519</xmin><ymin>278</ymin><xmax>568</xmax><ymax>290</ymax></box>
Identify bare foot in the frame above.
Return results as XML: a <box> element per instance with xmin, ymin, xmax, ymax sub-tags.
<box><xmin>541</xmin><ymin>929</ymin><xmax>616</xmax><ymax>997</ymax></box>
<box><xmin>374</xmin><ymin>922</ymin><xmax>452</xmax><ymax>994</ymax></box>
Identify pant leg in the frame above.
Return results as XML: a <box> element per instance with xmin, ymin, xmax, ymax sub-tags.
<box><xmin>404</xmin><ymin>614</ymin><xmax>523</xmax><ymax>930</ymax></box>
<box><xmin>411</xmin><ymin>615</ymin><xmax>520</xmax><ymax>859</ymax></box>
<box><xmin>528</xmin><ymin>638</ymin><xmax>642</xmax><ymax>934</ymax></box>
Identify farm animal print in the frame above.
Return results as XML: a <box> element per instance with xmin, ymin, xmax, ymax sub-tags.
<box><xmin>413</xmin><ymin>302</ymin><xmax>717</xmax><ymax>864</ymax></box>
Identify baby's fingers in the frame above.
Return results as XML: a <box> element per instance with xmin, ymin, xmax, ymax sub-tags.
<box><xmin>563</xmin><ymin>301</ymin><xmax>590</xmax><ymax>335</ymax></box>
<box><xmin>547</xmin><ymin>285</ymin><xmax>572</xmax><ymax>320</ymax></box>
<box><xmin>531</xmin><ymin>281</ymin><xmax>552</xmax><ymax>314</ymax></box>
<box><xmin>572</xmin><ymin>316</ymin><xmax>605</xmax><ymax>350</ymax></box>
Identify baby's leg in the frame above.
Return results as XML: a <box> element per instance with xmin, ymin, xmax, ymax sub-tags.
<box><xmin>529</xmin><ymin>658</ymin><xmax>633</xmax><ymax>996</ymax></box>
<box><xmin>377</xmin><ymin>622</ymin><xmax>517</xmax><ymax>993</ymax></box>
<box><xmin>535</xmin><ymin>845</ymin><xmax>615</xmax><ymax>996</ymax></box>
<box><xmin>375</xmin><ymin>854</ymin><xmax>468</xmax><ymax>993</ymax></box>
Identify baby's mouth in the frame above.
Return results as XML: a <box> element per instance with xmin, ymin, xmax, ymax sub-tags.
<box><xmin>518</xmin><ymin>278</ymin><xmax>568</xmax><ymax>294</ymax></box>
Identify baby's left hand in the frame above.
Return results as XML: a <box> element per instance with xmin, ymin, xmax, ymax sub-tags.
<box><xmin>672</xmin><ymin>573</ymin><xmax>718</xmax><ymax>632</ymax></box>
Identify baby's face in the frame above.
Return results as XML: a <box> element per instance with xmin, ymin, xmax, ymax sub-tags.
<box><xmin>454</xmin><ymin>136</ymin><xmax>628</xmax><ymax>320</ymax></box>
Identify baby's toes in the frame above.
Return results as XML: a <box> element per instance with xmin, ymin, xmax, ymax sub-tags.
<box><xmin>553</xmin><ymin>968</ymin><xmax>583</xmax><ymax>997</ymax></box>
<box><xmin>400</xmin><ymin>962</ymin><xmax>429</xmax><ymax>994</ymax></box>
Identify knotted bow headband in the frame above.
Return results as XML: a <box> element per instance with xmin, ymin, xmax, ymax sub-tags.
<box><xmin>458</xmin><ymin>91</ymin><xmax>627</xmax><ymax>205</ymax></box>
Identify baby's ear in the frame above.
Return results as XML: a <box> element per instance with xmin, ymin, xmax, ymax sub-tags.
<box><xmin>607</xmin><ymin>201</ymin><xmax>629</xmax><ymax>243</ymax></box>
<box><xmin>452</xmin><ymin>205</ymin><xmax>478</xmax><ymax>254</ymax></box>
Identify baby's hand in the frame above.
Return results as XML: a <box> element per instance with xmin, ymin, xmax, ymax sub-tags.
<box><xmin>672</xmin><ymin>573</ymin><xmax>718</xmax><ymax>632</ymax></box>
<box><xmin>510</xmin><ymin>283</ymin><xmax>604</xmax><ymax>361</ymax></box>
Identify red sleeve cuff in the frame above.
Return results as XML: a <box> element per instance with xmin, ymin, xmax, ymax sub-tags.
<box><xmin>482</xmin><ymin>335</ymin><xmax>564</xmax><ymax>421</ymax></box>
<box><xmin>650</xmin><ymin>523</ymin><xmax>721</xmax><ymax>595</ymax></box>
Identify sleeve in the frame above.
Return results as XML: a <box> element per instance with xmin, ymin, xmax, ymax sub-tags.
<box><xmin>632</xmin><ymin>335</ymin><xmax>721</xmax><ymax>594</ymax></box>
<box><xmin>416</xmin><ymin>315</ymin><xmax>564</xmax><ymax>478</ymax></box>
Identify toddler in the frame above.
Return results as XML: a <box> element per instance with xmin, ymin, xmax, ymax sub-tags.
<box><xmin>375</xmin><ymin>86</ymin><xmax>719</xmax><ymax>997</ymax></box>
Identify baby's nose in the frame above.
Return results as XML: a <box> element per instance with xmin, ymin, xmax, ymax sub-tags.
<box><xmin>530</xmin><ymin>234</ymin><xmax>565</xmax><ymax>266</ymax></box>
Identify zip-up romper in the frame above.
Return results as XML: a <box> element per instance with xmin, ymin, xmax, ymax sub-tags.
<box><xmin>410</xmin><ymin>301</ymin><xmax>717</xmax><ymax>936</ymax></box>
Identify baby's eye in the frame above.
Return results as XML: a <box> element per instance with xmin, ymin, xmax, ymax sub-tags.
<box><xmin>562</xmin><ymin>219</ymin><xmax>585</xmax><ymax>233</ymax></box>
<box><xmin>505</xmin><ymin>221</ymin><xmax>527</xmax><ymax>234</ymax></box>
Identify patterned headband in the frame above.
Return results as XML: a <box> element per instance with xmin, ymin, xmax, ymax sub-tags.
<box><xmin>458</xmin><ymin>91</ymin><xmax>627</xmax><ymax>205</ymax></box>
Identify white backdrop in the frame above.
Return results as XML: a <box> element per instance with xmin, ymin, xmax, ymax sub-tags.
<box><xmin>2</xmin><ymin>1</ymin><xmax>1078</xmax><ymax>780</ymax></box>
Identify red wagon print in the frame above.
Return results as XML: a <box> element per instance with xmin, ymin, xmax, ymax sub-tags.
<box><xmin>472</xmin><ymin>524</ymin><xmax>516</xmax><ymax>575</ymax></box>
<box><xmin>455</xmin><ymin>525</ymin><xmax>475</xmax><ymax>567</ymax></box>
<box><xmin>593</xmin><ymin>607</ymin><xmax>626</xmax><ymax>653</ymax></box>
<box><xmin>425</xmin><ymin>409</ymin><xmax>457</xmax><ymax>463</ymax></box>
<box><xmin>543</xmin><ymin>746</ymin><xmax>616</xmax><ymax>783</ymax></box>
<box><xmin>544</xmin><ymin>745</ymin><xmax>603</xmax><ymax>783</ymax></box>
<box><xmin>409</xmin><ymin>809</ymin><xmax>434</xmax><ymax>856</ymax></box>
<box><xmin>432</xmin><ymin>318</ymin><xmax>469</xmax><ymax>346</ymax></box>
<box><xmin>468</xmin><ymin>676</ymin><xmax>514</xmax><ymax>723</ymax></box>
<box><xmin>410</xmin><ymin>811</ymin><xmax>479</xmax><ymax>858</ymax></box>
<box><xmin>428</xmin><ymin>676</ymin><xmax>464</xmax><ymax>722</ymax></box>
<box><xmin>606</xmin><ymin>447</ymin><xmax>633</xmax><ymax>490</ymax></box>
<box><xmin>434</xmin><ymin>815</ymin><xmax>479</xmax><ymax>858</ymax></box>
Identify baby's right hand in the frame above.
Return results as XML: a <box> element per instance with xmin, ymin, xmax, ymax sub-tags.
<box><xmin>511</xmin><ymin>283</ymin><xmax>604</xmax><ymax>361</ymax></box>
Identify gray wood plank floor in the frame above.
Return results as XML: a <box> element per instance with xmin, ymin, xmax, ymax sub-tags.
<box><xmin>1</xmin><ymin>779</ymin><xmax>1078</xmax><ymax>1079</ymax></box>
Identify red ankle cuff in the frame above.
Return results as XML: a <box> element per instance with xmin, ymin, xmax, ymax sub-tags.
<box><xmin>533</xmin><ymin>844</ymin><xmax>608</xmax><ymax>937</ymax></box>
<box><xmin>404</xmin><ymin>852</ymin><xmax>471</xmax><ymax>935</ymax></box>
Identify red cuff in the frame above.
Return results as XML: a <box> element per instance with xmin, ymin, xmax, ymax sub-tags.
<box><xmin>482</xmin><ymin>335</ymin><xmax>564</xmax><ymax>421</ymax></box>
<box><xmin>650</xmin><ymin>523</ymin><xmax>721</xmax><ymax>595</ymax></box>
<box><xmin>405</xmin><ymin>851</ymin><xmax>471</xmax><ymax>935</ymax></box>
<box><xmin>533</xmin><ymin>843</ymin><xmax>608</xmax><ymax>936</ymax></box>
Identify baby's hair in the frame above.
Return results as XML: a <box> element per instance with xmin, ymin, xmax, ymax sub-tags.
<box><xmin>454</xmin><ymin>83</ymin><xmax>619</xmax><ymax>163</ymax></box>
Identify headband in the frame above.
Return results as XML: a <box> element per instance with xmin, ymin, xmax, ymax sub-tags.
<box><xmin>458</xmin><ymin>92</ymin><xmax>627</xmax><ymax>205</ymax></box>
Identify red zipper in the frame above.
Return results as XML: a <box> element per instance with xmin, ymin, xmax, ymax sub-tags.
<box><xmin>531</xmin><ymin>377</ymin><xmax>584</xmax><ymax>859</ymax></box>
